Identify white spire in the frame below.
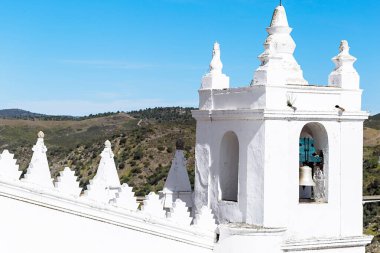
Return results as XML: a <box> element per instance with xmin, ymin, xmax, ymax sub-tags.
<box><xmin>161</xmin><ymin>148</ymin><xmax>193</xmax><ymax>209</ymax></box>
<box><xmin>93</xmin><ymin>140</ymin><xmax>120</xmax><ymax>187</ymax></box>
<box><xmin>328</xmin><ymin>40</ymin><xmax>359</xmax><ymax>89</ymax></box>
<box><xmin>209</xmin><ymin>42</ymin><xmax>223</xmax><ymax>75</ymax></box>
<box><xmin>22</xmin><ymin>131</ymin><xmax>54</xmax><ymax>188</ymax></box>
<box><xmin>163</xmin><ymin>150</ymin><xmax>191</xmax><ymax>193</ymax></box>
<box><xmin>253</xmin><ymin>5</ymin><xmax>307</xmax><ymax>86</ymax></box>
<box><xmin>269</xmin><ymin>5</ymin><xmax>289</xmax><ymax>28</ymax></box>
<box><xmin>83</xmin><ymin>140</ymin><xmax>121</xmax><ymax>203</ymax></box>
<box><xmin>200</xmin><ymin>42</ymin><xmax>230</xmax><ymax>90</ymax></box>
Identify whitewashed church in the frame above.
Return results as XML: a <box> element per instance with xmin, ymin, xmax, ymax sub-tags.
<box><xmin>0</xmin><ymin>4</ymin><xmax>373</xmax><ymax>253</ymax></box>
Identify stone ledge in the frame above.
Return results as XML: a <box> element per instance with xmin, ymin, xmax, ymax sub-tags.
<box><xmin>282</xmin><ymin>235</ymin><xmax>373</xmax><ymax>251</ymax></box>
<box><xmin>192</xmin><ymin>109</ymin><xmax>368</xmax><ymax>121</ymax></box>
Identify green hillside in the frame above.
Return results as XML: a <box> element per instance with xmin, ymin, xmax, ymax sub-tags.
<box><xmin>0</xmin><ymin>107</ymin><xmax>196</xmax><ymax>196</ymax></box>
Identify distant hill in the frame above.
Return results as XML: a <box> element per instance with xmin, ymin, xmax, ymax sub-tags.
<box><xmin>365</xmin><ymin>113</ymin><xmax>380</xmax><ymax>130</ymax></box>
<box><xmin>0</xmin><ymin>108</ymin><xmax>122</xmax><ymax>121</ymax></box>
<box><xmin>0</xmin><ymin>109</ymin><xmax>45</xmax><ymax>119</ymax></box>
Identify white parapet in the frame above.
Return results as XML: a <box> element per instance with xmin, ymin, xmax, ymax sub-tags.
<box><xmin>192</xmin><ymin>206</ymin><xmax>217</xmax><ymax>232</ymax></box>
<box><xmin>22</xmin><ymin>131</ymin><xmax>54</xmax><ymax>188</ymax></box>
<box><xmin>167</xmin><ymin>199</ymin><xmax>192</xmax><ymax>226</ymax></box>
<box><xmin>141</xmin><ymin>192</ymin><xmax>166</xmax><ymax>219</ymax></box>
<box><xmin>0</xmin><ymin>150</ymin><xmax>21</xmax><ymax>181</ymax></box>
<box><xmin>54</xmin><ymin>167</ymin><xmax>82</xmax><ymax>197</ymax></box>
<box><xmin>110</xmin><ymin>183</ymin><xmax>139</xmax><ymax>211</ymax></box>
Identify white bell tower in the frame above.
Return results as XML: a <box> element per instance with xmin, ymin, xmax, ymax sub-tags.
<box><xmin>192</xmin><ymin>4</ymin><xmax>372</xmax><ymax>253</ymax></box>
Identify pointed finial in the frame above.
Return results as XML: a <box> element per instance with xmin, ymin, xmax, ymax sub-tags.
<box><xmin>209</xmin><ymin>41</ymin><xmax>223</xmax><ymax>74</ymax></box>
<box><xmin>200</xmin><ymin>41</ymin><xmax>230</xmax><ymax>90</ymax></box>
<box><xmin>269</xmin><ymin>4</ymin><xmax>289</xmax><ymax>27</ymax></box>
<box><xmin>328</xmin><ymin>40</ymin><xmax>359</xmax><ymax>89</ymax></box>
<box><xmin>38</xmin><ymin>131</ymin><xmax>44</xmax><ymax>139</ymax></box>
<box><xmin>280</xmin><ymin>0</ymin><xmax>282</xmax><ymax>6</ymax></box>
<box><xmin>339</xmin><ymin>40</ymin><xmax>350</xmax><ymax>55</ymax></box>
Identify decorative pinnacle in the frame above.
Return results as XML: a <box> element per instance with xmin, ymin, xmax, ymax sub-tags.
<box><xmin>105</xmin><ymin>140</ymin><xmax>111</xmax><ymax>148</ymax></box>
<box><xmin>209</xmin><ymin>41</ymin><xmax>223</xmax><ymax>74</ymax></box>
<box><xmin>269</xmin><ymin>5</ymin><xmax>289</xmax><ymax>28</ymax></box>
<box><xmin>339</xmin><ymin>40</ymin><xmax>350</xmax><ymax>55</ymax></box>
<box><xmin>38</xmin><ymin>131</ymin><xmax>45</xmax><ymax>138</ymax></box>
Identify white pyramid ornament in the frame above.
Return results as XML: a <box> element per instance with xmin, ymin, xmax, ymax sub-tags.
<box><xmin>141</xmin><ymin>192</ymin><xmax>166</xmax><ymax>219</ymax></box>
<box><xmin>55</xmin><ymin>167</ymin><xmax>82</xmax><ymax>197</ymax></box>
<box><xmin>0</xmin><ymin>150</ymin><xmax>21</xmax><ymax>181</ymax></box>
<box><xmin>162</xmin><ymin>148</ymin><xmax>192</xmax><ymax>209</ymax></box>
<box><xmin>22</xmin><ymin>131</ymin><xmax>53</xmax><ymax>188</ymax></box>
<box><xmin>193</xmin><ymin>206</ymin><xmax>217</xmax><ymax>232</ymax></box>
<box><xmin>83</xmin><ymin>140</ymin><xmax>121</xmax><ymax>203</ymax></box>
<box><xmin>110</xmin><ymin>183</ymin><xmax>139</xmax><ymax>211</ymax></box>
<box><xmin>167</xmin><ymin>199</ymin><xmax>192</xmax><ymax>226</ymax></box>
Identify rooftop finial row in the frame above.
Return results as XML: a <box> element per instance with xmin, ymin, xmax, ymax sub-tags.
<box><xmin>200</xmin><ymin>4</ymin><xmax>359</xmax><ymax>90</ymax></box>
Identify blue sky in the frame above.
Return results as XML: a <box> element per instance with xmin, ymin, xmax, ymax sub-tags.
<box><xmin>0</xmin><ymin>0</ymin><xmax>378</xmax><ymax>116</ymax></box>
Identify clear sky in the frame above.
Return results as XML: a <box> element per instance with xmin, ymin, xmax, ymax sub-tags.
<box><xmin>0</xmin><ymin>0</ymin><xmax>378</xmax><ymax>116</ymax></box>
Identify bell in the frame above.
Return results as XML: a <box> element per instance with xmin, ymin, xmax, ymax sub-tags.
<box><xmin>299</xmin><ymin>166</ymin><xmax>316</xmax><ymax>186</ymax></box>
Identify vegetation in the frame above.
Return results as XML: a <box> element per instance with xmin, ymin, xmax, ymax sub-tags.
<box><xmin>365</xmin><ymin>113</ymin><xmax>380</xmax><ymax>130</ymax></box>
<box><xmin>0</xmin><ymin>107</ymin><xmax>195</xmax><ymax>197</ymax></box>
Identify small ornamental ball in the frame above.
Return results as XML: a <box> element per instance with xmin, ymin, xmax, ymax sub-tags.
<box><xmin>38</xmin><ymin>131</ymin><xmax>45</xmax><ymax>138</ymax></box>
<box><xmin>175</xmin><ymin>139</ymin><xmax>185</xmax><ymax>150</ymax></box>
<box><xmin>105</xmin><ymin>140</ymin><xmax>111</xmax><ymax>148</ymax></box>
